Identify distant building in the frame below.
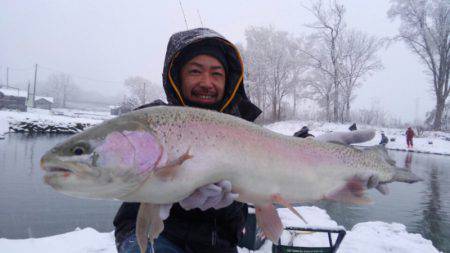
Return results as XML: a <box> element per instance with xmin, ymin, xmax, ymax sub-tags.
<box><xmin>0</xmin><ymin>87</ymin><xmax>54</xmax><ymax>111</ymax></box>
<box><xmin>0</xmin><ymin>87</ymin><xmax>27</xmax><ymax>111</ymax></box>
<box><xmin>35</xmin><ymin>97</ymin><xmax>54</xmax><ymax>110</ymax></box>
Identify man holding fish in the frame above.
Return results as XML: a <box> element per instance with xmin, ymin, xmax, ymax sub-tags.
<box><xmin>41</xmin><ymin>28</ymin><xmax>419</xmax><ymax>253</ymax></box>
<box><xmin>112</xmin><ymin>28</ymin><xmax>375</xmax><ymax>253</ymax></box>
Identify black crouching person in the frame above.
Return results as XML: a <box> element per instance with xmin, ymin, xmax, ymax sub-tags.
<box><xmin>293</xmin><ymin>126</ymin><xmax>314</xmax><ymax>138</ymax></box>
<box><xmin>113</xmin><ymin>28</ymin><xmax>261</xmax><ymax>253</ymax></box>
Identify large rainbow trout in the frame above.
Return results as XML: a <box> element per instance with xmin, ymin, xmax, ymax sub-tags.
<box><xmin>40</xmin><ymin>106</ymin><xmax>421</xmax><ymax>253</ymax></box>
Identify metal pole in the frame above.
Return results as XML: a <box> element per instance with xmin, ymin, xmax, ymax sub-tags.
<box><xmin>6</xmin><ymin>67</ymin><xmax>9</xmax><ymax>88</ymax></box>
<box><xmin>178</xmin><ymin>0</ymin><xmax>189</xmax><ymax>29</ymax></box>
<box><xmin>197</xmin><ymin>9</ymin><xmax>204</xmax><ymax>27</ymax></box>
<box><xmin>32</xmin><ymin>64</ymin><xmax>38</xmax><ymax>107</ymax></box>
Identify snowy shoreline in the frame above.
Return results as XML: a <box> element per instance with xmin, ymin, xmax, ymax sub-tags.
<box><xmin>0</xmin><ymin>206</ymin><xmax>441</xmax><ymax>253</ymax></box>
<box><xmin>2</xmin><ymin>109</ymin><xmax>449</xmax><ymax>156</ymax></box>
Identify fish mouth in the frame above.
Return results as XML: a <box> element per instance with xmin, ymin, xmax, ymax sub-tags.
<box><xmin>43</xmin><ymin>166</ymin><xmax>74</xmax><ymax>174</ymax></box>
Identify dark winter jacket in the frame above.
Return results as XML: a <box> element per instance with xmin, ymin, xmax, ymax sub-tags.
<box><xmin>406</xmin><ymin>127</ymin><xmax>415</xmax><ymax>140</ymax></box>
<box><xmin>113</xmin><ymin>28</ymin><xmax>262</xmax><ymax>252</ymax></box>
<box><xmin>293</xmin><ymin>126</ymin><xmax>314</xmax><ymax>138</ymax></box>
<box><xmin>379</xmin><ymin>133</ymin><xmax>389</xmax><ymax>145</ymax></box>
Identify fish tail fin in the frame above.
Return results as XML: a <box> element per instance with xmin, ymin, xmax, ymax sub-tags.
<box><xmin>392</xmin><ymin>167</ymin><xmax>422</xmax><ymax>183</ymax></box>
<box><xmin>363</xmin><ymin>145</ymin><xmax>422</xmax><ymax>184</ymax></box>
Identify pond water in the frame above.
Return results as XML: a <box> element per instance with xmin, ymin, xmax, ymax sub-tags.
<box><xmin>0</xmin><ymin>134</ymin><xmax>449</xmax><ymax>252</ymax></box>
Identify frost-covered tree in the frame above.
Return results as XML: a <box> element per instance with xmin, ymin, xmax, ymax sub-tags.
<box><xmin>389</xmin><ymin>0</ymin><xmax>450</xmax><ymax>130</ymax></box>
<box><xmin>304</xmin><ymin>0</ymin><xmax>346</xmax><ymax>122</ymax></box>
<box><xmin>123</xmin><ymin>76</ymin><xmax>162</xmax><ymax>108</ymax></box>
<box><xmin>339</xmin><ymin>30</ymin><xmax>384</xmax><ymax>121</ymax></box>
<box><xmin>242</xmin><ymin>27</ymin><xmax>306</xmax><ymax>121</ymax></box>
<box><xmin>302</xmin><ymin>0</ymin><xmax>384</xmax><ymax>122</ymax></box>
<box><xmin>41</xmin><ymin>73</ymin><xmax>76</xmax><ymax>108</ymax></box>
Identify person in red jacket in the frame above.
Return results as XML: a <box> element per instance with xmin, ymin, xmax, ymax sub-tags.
<box><xmin>406</xmin><ymin>127</ymin><xmax>415</xmax><ymax>148</ymax></box>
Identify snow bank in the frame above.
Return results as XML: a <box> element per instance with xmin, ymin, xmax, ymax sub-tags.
<box><xmin>0</xmin><ymin>108</ymin><xmax>111</xmax><ymax>136</ymax></box>
<box><xmin>0</xmin><ymin>207</ymin><xmax>440</xmax><ymax>253</ymax></box>
<box><xmin>265</xmin><ymin>120</ymin><xmax>450</xmax><ymax>156</ymax></box>
<box><xmin>0</xmin><ymin>227</ymin><xmax>116</xmax><ymax>253</ymax></box>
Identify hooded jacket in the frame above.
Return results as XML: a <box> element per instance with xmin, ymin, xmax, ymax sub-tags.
<box><xmin>113</xmin><ymin>28</ymin><xmax>261</xmax><ymax>252</ymax></box>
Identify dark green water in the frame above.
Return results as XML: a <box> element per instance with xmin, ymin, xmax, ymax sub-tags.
<box><xmin>0</xmin><ymin>134</ymin><xmax>449</xmax><ymax>252</ymax></box>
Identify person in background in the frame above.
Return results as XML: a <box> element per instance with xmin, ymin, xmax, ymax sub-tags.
<box><xmin>380</xmin><ymin>132</ymin><xmax>389</xmax><ymax>145</ymax></box>
<box><xmin>349</xmin><ymin>123</ymin><xmax>357</xmax><ymax>131</ymax></box>
<box><xmin>406</xmin><ymin>127</ymin><xmax>415</xmax><ymax>148</ymax></box>
<box><xmin>293</xmin><ymin>126</ymin><xmax>314</xmax><ymax>138</ymax></box>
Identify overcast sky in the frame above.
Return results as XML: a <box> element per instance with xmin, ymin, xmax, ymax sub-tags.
<box><xmin>0</xmin><ymin>0</ymin><xmax>435</xmax><ymax>123</ymax></box>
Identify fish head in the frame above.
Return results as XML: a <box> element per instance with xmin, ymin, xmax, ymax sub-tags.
<box><xmin>40</xmin><ymin>115</ymin><xmax>166</xmax><ymax>200</ymax></box>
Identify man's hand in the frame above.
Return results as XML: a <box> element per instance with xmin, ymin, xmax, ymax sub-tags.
<box><xmin>315</xmin><ymin>129</ymin><xmax>375</xmax><ymax>145</ymax></box>
<box><xmin>179</xmin><ymin>180</ymin><xmax>239</xmax><ymax>211</ymax></box>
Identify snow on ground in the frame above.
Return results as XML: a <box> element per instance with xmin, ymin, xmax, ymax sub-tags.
<box><xmin>0</xmin><ymin>108</ymin><xmax>113</xmax><ymax>136</ymax></box>
<box><xmin>0</xmin><ymin>206</ymin><xmax>440</xmax><ymax>253</ymax></box>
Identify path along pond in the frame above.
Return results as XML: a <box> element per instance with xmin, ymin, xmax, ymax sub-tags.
<box><xmin>0</xmin><ymin>134</ymin><xmax>449</xmax><ymax>252</ymax></box>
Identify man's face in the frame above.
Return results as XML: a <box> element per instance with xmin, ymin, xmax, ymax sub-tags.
<box><xmin>180</xmin><ymin>54</ymin><xmax>226</xmax><ymax>105</ymax></box>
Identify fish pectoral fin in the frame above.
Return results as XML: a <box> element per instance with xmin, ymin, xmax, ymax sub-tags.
<box><xmin>271</xmin><ymin>194</ymin><xmax>307</xmax><ymax>224</ymax></box>
<box><xmin>154</xmin><ymin>148</ymin><xmax>193</xmax><ymax>181</ymax></box>
<box><xmin>324</xmin><ymin>176</ymin><xmax>372</xmax><ymax>204</ymax></box>
<box><xmin>376</xmin><ymin>184</ymin><xmax>390</xmax><ymax>195</ymax></box>
<box><xmin>255</xmin><ymin>203</ymin><xmax>283</xmax><ymax>244</ymax></box>
<box><xmin>136</xmin><ymin>203</ymin><xmax>165</xmax><ymax>253</ymax></box>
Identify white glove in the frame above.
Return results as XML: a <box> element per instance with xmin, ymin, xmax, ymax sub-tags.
<box><xmin>179</xmin><ymin>180</ymin><xmax>239</xmax><ymax>211</ymax></box>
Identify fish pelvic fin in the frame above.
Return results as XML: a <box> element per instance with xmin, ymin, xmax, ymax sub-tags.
<box><xmin>154</xmin><ymin>148</ymin><xmax>193</xmax><ymax>181</ymax></box>
<box><xmin>324</xmin><ymin>176</ymin><xmax>372</xmax><ymax>205</ymax></box>
<box><xmin>136</xmin><ymin>203</ymin><xmax>165</xmax><ymax>253</ymax></box>
<box><xmin>271</xmin><ymin>194</ymin><xmax>307</xmax><ymax>224</ymax></box>
<box><xmin>255</xmin><ymin>203</ymin><xmax>283</xmax><ymax>244</ymax></box>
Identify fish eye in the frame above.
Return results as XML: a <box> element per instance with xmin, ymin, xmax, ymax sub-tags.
<box><xmin>73</xmin><ymin>147</ymin><xmax>85</xmax><ymax>156</ymax></box>
<box><xmin>70</xmin><ymin>143</ymin><xmax>90</xmax><ymax>156</ymax></box>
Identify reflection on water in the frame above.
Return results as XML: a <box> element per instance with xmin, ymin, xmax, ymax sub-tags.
<box><xmin>0</xmin><ymin>134</ymin><xmax>121</xmax><ymax>239</ymax></box>
<box><xmin>315</xmin><ymin>150</ymin><xmax>450</xmax><ymax>252</ymax></box>
<box><xmin>1</xmin><ymin>135</ymin><xmax>449</xmax><ymax>252</ymax></box>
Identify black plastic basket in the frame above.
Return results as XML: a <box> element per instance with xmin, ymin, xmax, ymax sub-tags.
<box><xmin>272</xmin><ymin>226</ymin><xmax>346</xmax><ymax>253</ymax></box>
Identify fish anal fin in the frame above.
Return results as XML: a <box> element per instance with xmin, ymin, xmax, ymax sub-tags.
<box><xmin>136</xmin><ymin>203</ymin><xmax>165</xmax><ymax>253</ymax></box>
<box><xmin>271</xmin><ymin>194</ymin><xmax>307</xmax><ymax>224</ymax></box>
<box><xmin>155</xmin><ymin>148</ymin><xmax>193</xmax><ymax>181</ymax></box>
<box><xmin>255</xmin><ymin>203</ymin><xmax>283</xmax><ymax>244</ymax></box>
<box><xmin>324</xmin><ymin>177</ymin><xmax>372</xmax><ymax>204</ymax></box>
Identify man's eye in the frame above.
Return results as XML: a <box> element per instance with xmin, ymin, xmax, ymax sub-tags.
<box><xmin>212</xmin><ymin>72</ymin><xmax>224</xmax><ymax>77</ymax></box>
<box><xmin>189</xmin><ymin>69</ymin><xmax>201</xmax><ymax>74</ymax></box>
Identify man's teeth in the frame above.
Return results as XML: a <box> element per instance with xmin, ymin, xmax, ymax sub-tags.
<box><xmin>197</xmin><ymin>95</ymin><xmax>214</xmax><ymax>99</ymax></box>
